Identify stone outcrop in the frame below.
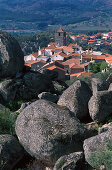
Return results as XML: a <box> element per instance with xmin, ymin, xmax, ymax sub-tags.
<box><xmin>38</xmin><ymin>92</ymin><xmax>59</xmax><ymax>103</ymax></box>
<box><xmin>91</xmin><ymin>78</ymin><xmax>108</xmax><ymax>95</ymax></box>
<box><xmin>0</xmin><ymin>30</ymin><xmax>24</xmax><ymax>78</ymax></box>
<box><xmin>18</xmin><ymin>71</ymin><xmax>55</xmax><ymax>100</ymax></box>
<box><xmin>0</xmin><ymin>79</ymin><xmax>18</xmax><ymax>103</ymax></box>
<box><xmin>83</xmin><ymin>130</ymin><xmax>112</xmax><ymax>164</ymax></box>
<box><xmin>98</xmin><ymin>122</ymin><xmax>112</xmax><ymax>134</ymax></box>
<box><xmin>58</xmin><ymin>80</ymin><xmax>92</xmax><ymax>120</ymax></box>
<box><xmin>53</xmin><ymin>152</ymin><xmax>84</xmax><ymax>170</ymax></box>
<box><xmin>106</xmin><ymin>73</ymin><xmax>112</xmax><ymax>85</ymax></box>
<box><xmin>42</xmin><ymin>69</ymin><xmax>58</xmax><ymax>80</ymax></box>
<box><xmin>89</xmin><ymin>91</ymin><xmax>112</xmax><ymax>123</ymax></box>
<box><xmin>15</xmin><ymin>100</ymin><xmax>86</xmax><ymax>164</ymax></box>
<box><xmin>0</xmin><ymin>134</ymin><xmax>24</xmax><ymax>170</ymax></box>
<box><xmin>108</xmin><ymin>83</ymin><xmax>112</xmax><ymax>91</ymax></box>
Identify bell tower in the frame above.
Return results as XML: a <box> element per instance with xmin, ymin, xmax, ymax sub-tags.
<box><xmin>55</xmin><ymin>28</ymin><xmax>66</xmax><ymax>46</ymax></box>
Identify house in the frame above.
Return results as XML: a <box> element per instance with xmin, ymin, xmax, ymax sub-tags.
<box><xmin>63</xmin><ymin>58</ymin><xmax>81</xmax><ymax>74</ymax></box>
<box><xmin>48</xmin><ymin>42</ymin><xmax>59</xmax><ymax>47</ymax></box>
<box><xmin>102</xmin><ymin>33</ymin><xmax>110</xmax><ymax>40</ymax></box>
<box><xmin>38</xmin><ymin>48</ymin><xmax>45</xmax><ymax>56</ymax></box>
<box><xmin>69</xmin><ymin>64</ymin><xmax>84</xmax><ymax>74</ymax></box>
<box><xmin>24</xmin><ymin>52</ymin><xmax>38</xmax><ymax>62</ymax></box>
<box><xmin>31</xmin><ymin>60</ymin><xmax>46</xmax><ymax>71</ymax></box>
<box><xmin>50</xmin><ymin>52</ymin><xmax>68</xmax><ymax>61</ymax></box>
<box><xmin>41</xmin><ymin>60</ymin><xmax>64</xmax><ymax>70</ymax></box>
<box><xmin>44</xmin><ymin>45</ymin><xmax>56</xmax><ymax>56</ymax></box>
<box><xmin>82</xmin><ymin>54</ymin><xmax>106</xmax><ymax>63</ymax></box>
<box><xmin>36</xmin><ymin>55</ymin><xmax>49</xmax><ymax>62</ymax></box>
<box><xmin>47</xmin><ymin>66</ymin><xmax>65</xmax><ymax>80</ymax></box>
<box><xmin>67</xmin><ymin>53</ymin><xmax>81</xmax><ymax>59</ymax></box>
<box><xmin>40</xmin><ymin>60</ymin><xmax>65</xmax><ymax>80</ymax></box>
<box><xmin>25</xmin><ymin>60</ymin><xmax>46</xmax><ymax>71</ymax></box>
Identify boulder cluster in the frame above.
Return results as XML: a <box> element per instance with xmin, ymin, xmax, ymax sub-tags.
<box><xmin>0</xmin><ymin>31</ymin><xmax>112</xmax><ymax>170</ymax></box>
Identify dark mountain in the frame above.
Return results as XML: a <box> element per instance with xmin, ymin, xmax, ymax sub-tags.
<box><xmin>0</xmin><ymin>0</ymin><xmax>112</xmax><ymax>31</ymax></box>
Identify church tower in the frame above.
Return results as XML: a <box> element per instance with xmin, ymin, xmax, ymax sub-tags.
<box><xmin>55</xmin><ymin>28</ymin><xmax>66</xmax><ymax>46</ymax></box>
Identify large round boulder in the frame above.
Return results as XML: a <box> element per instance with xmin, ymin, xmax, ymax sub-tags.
<box><xmin>18</xmin><ymin>71</ymin><xmax>55</xmax><ymax>100</ymax></box>
<box><xmin>0</xmin><ymin>79</ymin><xmax>18</xmax><ymax>103</ymax></box>
<box><xmin>83</xmin><ymin>130</ymin><xmax>112</xmax><ymax>167</ymax></box>
<box><xmin>0</xmin><ymin>134</ymin><xmax>24</xmax><ymax>170</ymax></box>
<box><xmin>57</xmin><ymin>80</ymin><xmax>92</xmax><ymax>120</ymax></box>
<box><xmin>0</xmin><ymin>30</ymin><xmax>24</xmax><ymax>78</ymax></box>
<box><xmin>89</xmin><ymin>91</ymin><xmax>112</xmax><ymax>123</ymax></box>
<box><xmin>15</xmin><ymin>100</ymin><xmax>86</xmax><ymax>164</ymax></box>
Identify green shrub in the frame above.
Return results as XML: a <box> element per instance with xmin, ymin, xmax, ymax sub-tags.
<box><xmin>6</xmin><ymin>100</ymin><xmax>24</xmax><ymax>111</ymax></box>
<box><xmin>88</xmin><ymin>139</ymin><xmax>112</xmax><ymax>169</ymax></box>
<box><xmin>100</xmin><ymin>62</ymin><xmax>108</xmax><ymax>71</ymax></box>
<box><xmin>56</xmin><ymin>158</ymin><xmax>66</xmax><ymax>170</ymax></box>
<box><xmin>0</xmin><ymin>109</ymin><xmax>18</xmax><ymax>135</ymax></box>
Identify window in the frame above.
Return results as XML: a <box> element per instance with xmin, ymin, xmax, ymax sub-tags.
<box><xmin>59</xmin><ymin>33</ymin><xmax>60</xmax><ymax>36</ymax></box>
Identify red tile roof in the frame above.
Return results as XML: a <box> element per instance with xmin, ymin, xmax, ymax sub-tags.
<box><xmin>68</xmin><ymin>52</ymin><xmax>80</xmax><ymax>57</ymax></box>
<box><xmin>70</xmin><ymin>72</ymin><xmax>92</xmax><ymax>77</ymax></box>
<box><xmin>51</xmin><ymin>52</ymin><xmax>67</xmax><ymax>58</ymax></box>
<box><xmin>56</xmin><ymin>28</ymin><xmax>66</xmax><ymax>33</ymax></box>
<box><xmin>32</xmin><ymin>52</ymin><xmax>38</xmax><ymax>58</ymax></box>
<box><xmin>63</xmin><ymin>58</ymin><xmax>80</xmax><ymax>66</ymax></box>
<box><xmin>45</xmin><ymin>45</ymin><xmax>56</xmax><ymax>50</ymax></box>
<box><xmin>47</xmin><ymin>65</ymin><xmax>65</xmax><ymax>71</ymax></box>
<box><xmin>82</xmin><ymin>54</ymin><xmax>106</xmax><ymax>60</ymax></box>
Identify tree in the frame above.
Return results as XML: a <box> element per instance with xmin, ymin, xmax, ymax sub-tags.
<box><xmin>100</xmin><ymin>62</ymin><xmax>108</xmax><ymax>71</ymax></box>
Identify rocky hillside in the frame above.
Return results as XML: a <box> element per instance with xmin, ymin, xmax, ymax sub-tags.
<box><xmin>0</xmin><ymin>31</ymin><xmax>112</xmax><ymax>169</ymax></box>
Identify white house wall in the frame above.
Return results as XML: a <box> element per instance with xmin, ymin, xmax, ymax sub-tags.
<box><xmin>25</xmin><ymin>55</ymin><xmax>36</xmax><ymax>62</ymax></box>
<box><xmin>51</xmin><ymin>55</ymin><xmax>64</xmax><ymax>61</ymax></box>
<box><xmin>45</xmin><ymin>49</ymin><xmax>53</xmax><ymax>56</ymax></box>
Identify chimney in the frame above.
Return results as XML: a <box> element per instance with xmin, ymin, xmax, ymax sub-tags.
<box><xmin>80</xmin><ymin>54</ymin><xmax>82</xmax><ymax>63</ymax></box>
<box><xmin>88</xmin><ymin>48</ymin><xmax>90</xmax><ymax>55</ymax></box>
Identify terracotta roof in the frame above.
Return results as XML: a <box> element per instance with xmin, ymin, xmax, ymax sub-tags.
<box><xmin>63</xmin><ymin>58</ymin><xmax>80</xmax><ymax>66</ymax></box>
<box><xmin>25</xmin><ymin>60</ymin><xmax>46</xmax><ymax>67</ymax></box>
<box><xmin>81</xmin><ymin>62</ymin><xmax>90</xmax><ymax>67</ymax></box>
<box><xmin>47</xmin><ymin>65</ymin><xmax>65</xmax><ymax>71</ymax></box>
<box><xmin>68</xmin><ymin>52</ymin><xmax>80</xmax><ymax>57</ymax></box>
<box><xmin>51</xmin><ymin>52</ymin><xmax>67</xmax><ymax>58</ymax></box>
<box><xmin>78</xmin><ymin>72</ymin><xmax>93</xmax><ymax>77</ymax></box>
<box><xmin>70</xmin><ymin>72</ymin><xmax>92</xmax><ymax>77</ymax></box>
<box><xmin>106</xmin><ymin>60</ymin><xmax>112</xmax><ymax>64</ymax></box>
<box><xmin>68</xmin><ymin>44</ymin><xmax>80</xmax><ymax>48</ymax></box>
<box><xmin>39</xmin><ymin>47</ymin><xmax>45</xmax><ymax>52</ymax></box>
<box><xmin>56</xmin><ymin>28</ymin><xmax>66</xmax><ymax>33</ymax></box>
<box><xmin>70</xmin><ymin>64</ymin><xmax>83</xmax><ymax>69</ymax></box>
<box><xmin>70</xmin><ymin>72</ymin><xmax>82</xmax><ymax>77</ymax></box>
<box><xmin>55</xmin><ymin>60</ymin><xmax>64</xmax><ymax>65</ymax></box>
<box><xmin>56</xmin><ymin>46</ymin><xmax>74</xmax><ymax>53</ymax></box>
<box><xmin>25</xmin><ymin>63</ymin><xmax>31</xmax><ymax>67</ymax></box>
<box><xmin>82</xmin><ymin>54</ymin><xmax>106</xmax><ymax>60</ymax></box>
<box><xmin>45</xmin><ymin>45</ymin><xmax>56</xmax><ymax>50</ymax></box>
<box><xmin>32</xmin><ymin>52</ymin><xmax>38</xmax><ymax>58</ymax></box>
<box><xmin>89</xmin><ymin>40</ymin><xmax>95</xmax><ymax>42</ymax></box>
<box><xmin>41</xmin><ymin>60</ymin><xmax>64</xmax><ymax>69</ymax></box>
<box><xmin>62</xmin><ymin>46</ymin><xmax>74</xmax><ymax>53</ymax></box>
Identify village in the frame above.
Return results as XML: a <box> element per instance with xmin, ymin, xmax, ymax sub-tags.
<box><xmin>24</xmin><ymin>29</ymin><xmax>112</xmax><ymax>81</ymax></box>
